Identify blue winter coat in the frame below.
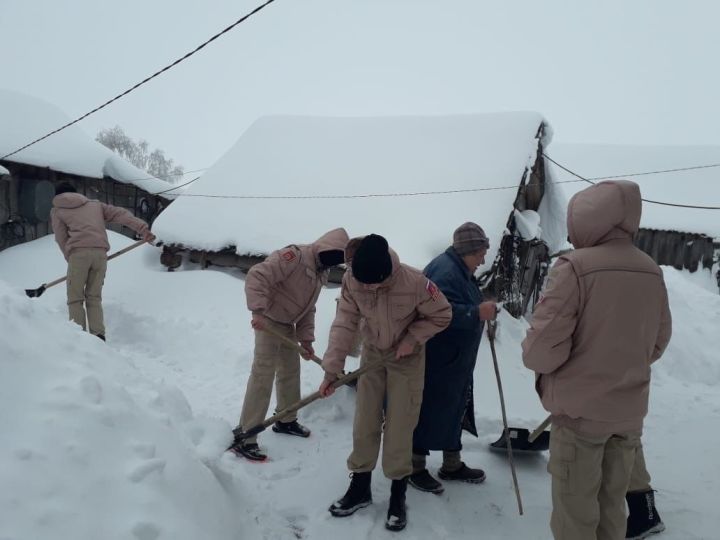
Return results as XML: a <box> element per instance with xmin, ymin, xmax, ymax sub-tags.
<box><xmin>413</xmin><ymin>247</ymin><xmax>484</xmax><ymax>451</ymax></box>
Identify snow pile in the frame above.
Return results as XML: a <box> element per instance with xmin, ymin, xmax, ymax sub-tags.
<box><xmin>0</xmin><ymin>88</ymin><xmax>171</xmax><ymax>195</ymax></box>
<box><xmin>153</xmin><ymin>113</ymin><xmax>567</xmax><ymax>270</ymax></box>
<box><xmin>0</xmin><ymin>278</ymin><xmax>257</xmax><ymax>540</ymax></box>
<box><xmin>0</xmin><ymin>163</ymin><xmax>9</xmax><ymax>176</ymax></box>
<box><xmin>514</xmin><ymin>209</ymin><xmax>542</xmax><ymax>240</ymax></box>
<box><xmin>549</xmin><ymin>143</ymin><xmax>720</xmax><ymax>236</ymax></box>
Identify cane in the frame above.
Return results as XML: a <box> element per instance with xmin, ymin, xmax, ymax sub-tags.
<box><xmin>227</xmin><ymin>359</ymin><xmax>381</xmax><ymax>448</ymax></box>
<box><xmin>487</xmin><ymin>317</ymin><xmax>524</xmax><ymax>516</ymax></box>
<box><xmin>26</xmin><ymin>239</ymin><xmax>148</xmax><ymax>298</ymax></box>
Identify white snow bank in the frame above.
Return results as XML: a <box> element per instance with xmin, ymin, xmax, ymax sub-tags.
<box><xmin>0</xmin><ymin>279</ymin><xmax>258</xmax><ymax>540</ymax></box>
<box><xmin>0</xmin><ymin>163</ymin><xmax>9</xmax><ymax>176</ymax></box>
<box><xmin>549</xmin><ymin>143</ymin><xmax>720</xmax><ymax>237</ymax></box>
<box><xmin>0</xmin><ymin>88</ymin><xmax>172</xmax><ymax>195</ymax></box>
<box><xmin>153</xmin><ymin>113</ymin><xmax>566</xmax><ymax>271</ymax></box>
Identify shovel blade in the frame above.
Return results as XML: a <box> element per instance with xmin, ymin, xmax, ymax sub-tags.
<box><xmin>489</xmin><ymin>427</ymin><xmax>550</xmax><ymax>453</ymax></box>
<box><xmin>25</xmin><ymin>285</ymin><xmax>46</xmax><ymax>298</ymax></box>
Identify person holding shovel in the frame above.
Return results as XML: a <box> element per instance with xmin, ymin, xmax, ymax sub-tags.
<box><xmin>50</xmin><ymin>182</ymin><xmax>155</xmax><ymax>341</ymax></box>
<box><xmin>522</xmin><ymin>180</ymin><xmax>672</xmax><ymax>540</ymax></box>
<box><xmin>319</xmin><ymin>234</ymin><xmax>452</xmax><ymax>531</ymax></box>
<box><xmin>230</xmin><ymin>228</ymin><xmax>349</xmax><ymax>461</ymax></box>
<box><xmin>410</xmin><ymin>222</ymin><xmax>498</xmax><ymax>495</ymax></box>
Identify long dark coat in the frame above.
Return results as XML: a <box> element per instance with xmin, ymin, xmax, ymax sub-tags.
<box><xmin>413</xmin><ymin>247</ymin><xmax>484</xmax><ymax>451</ymax></box>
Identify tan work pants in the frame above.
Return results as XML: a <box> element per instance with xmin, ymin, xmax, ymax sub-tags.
<box><xmin>67</xmin><ymin>248</ymin><xmax>107</xmax><ymax>336</ymax></box>
<box><xmin>239</xmin><ymin>321</ymin><xmax>301</xmax><ymax>444</ymax></box>
<box><xmin>627</xmin><ymin>441</ymin><xmax>652</xmax><ymax>493</ymax></box>
<box><xmin>348</xmin><ymin>344</ymin><xmax>425</xmax><ymax>480</ymax></box>
<box><xmin>548</xmin><ymin>425</ymin><xmax>641</xmax><ymax>540</ymax></box>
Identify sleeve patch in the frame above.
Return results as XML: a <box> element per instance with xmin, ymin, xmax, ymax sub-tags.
<box><xmin>282</xmin><ymin>250</ymin><xmax>297</xmax><ymax>262</ymax></box>
<box><xmin>426</xmin><ymin>280</ymin><xmax>440</xmax><ymax>301</ymax></box>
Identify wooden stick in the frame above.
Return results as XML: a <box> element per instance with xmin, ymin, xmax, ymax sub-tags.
<box><xmin>487</xmin><ymin>319</ymin><xmax>524</xmax><ymax>516</ymax></box>
<box><xmin>529</xmin><ymin>415</ymin><xmax>552</xmax><ymax>443</ymax></box>
<box><xmin>261</xmin><ymin>324</ymin><xmax>323</xmax><ymax>367</ymax></box>
<box><xmin>229</xmin><ymin>359</ymin><xmax>380</xmax><ymax>444</ymax></box>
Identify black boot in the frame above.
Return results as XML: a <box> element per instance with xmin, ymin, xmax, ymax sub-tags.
<box><xmin>228</xmin><ymin>441</ymin><xmax>267</xmax><ymax>462</ymax></box>
<box><xmin>385</xmin><ymin>477</ymin><xmax>408</xmax><ymax>531</ymax></box>
<box><xmin>626</xmin><ymin>490</ymin><xmax>665</xmax><ymax>539</ymax></box>
<box><xmin>438</xmin><ymin>462</ymin><xmax>486</xmax><ymax>484</ymax></box>
<box><xmin>329</xmin><ymin>472</ymin><xmax>372</xmax><ymax>517</ymax></box>
<box><xmin>409</xmin><ymin>469</ymin><xmax>444</xmax><ymax>494</ymax></box>
<box><xmin>272</xmin><ymin>420</ymin><xmax>311</xmax><ymax>438</ymax></box>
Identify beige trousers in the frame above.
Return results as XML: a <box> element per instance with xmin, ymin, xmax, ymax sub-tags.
<box><xmin>348</xmin><ymin>344</ymin><xmax>425</xmax><ymax>480</ymax></box>
<box><xmin>239</xmin><ymin>321</ymin><xmax>301</xmax><ymax>444</ymax></box>
<box><xmin>548</xmin><ymin>425</ymin><xmax>641</xmax><ymax>540</ymax></box>
<box><xmin>628</xmin><ymin>442</ymin><xmax>652</xmax><ymax>493</ymax></box>
<box><xmin>67</xmin><ymin>248</ymin><xmax>107</xmax><ymax>336</ymax></box>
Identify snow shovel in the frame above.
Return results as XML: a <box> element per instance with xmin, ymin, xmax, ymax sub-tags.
<box><xmin>486</xmin><ymin>317</ymin><xmax>524</xmax><ymax>516</ymax></box>
<box><xmin>261</xmin><ymin>325</ymin><xmax>357</xmax><ymax>388</ymax></box>
<box><xmin>227</xmin><ymin>359</ymin><xmax>381</xmax><ymax>448</ymax></box>
<box><xmin>25</xmin><ymin>239</ymin><xmax>148</xmax><ymax>298</ymax></box>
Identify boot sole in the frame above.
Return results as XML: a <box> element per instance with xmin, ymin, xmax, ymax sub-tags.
<box><xmin>627</xmin><ymin>522</ymin><xmax>666</xmax><ymax>540</ymax></box>
<box><xmin>227</xmin><ymin>447</ymin><xmax>268</xmax><ymax>462</ymax></box>
<box><xmin>271</xmin><ymin>426</ymin><xmax>311</xmax><ymax>438</ymax></box>
<box><xmin>438</xmin><ymin>471</ymin><xmax>486</xmax><ymax>484</ymax></box>
<box><xmin>408</xmin><ymin>477</ymin><xmax>444</xmax><ymax>495</ymax></box>
<box><xmin>385</xmin><ymin>520</ymin><xmax>407</xmax><ymax>532</ymax></box>
<box><xmin>328</xmin><ymin>500</ymin><xmax>372</xmax><ymax>517</ymax></box>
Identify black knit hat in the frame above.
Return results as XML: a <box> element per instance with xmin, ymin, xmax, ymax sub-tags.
<box><xmin>55</xmin><ymin>182</ymin><xmax>77</xmax><ymax>195</ymax></box>
<box><xmin>352</xmin><ymin>234</ymin><xmax>392</xmax><ymax>284</ymax></box>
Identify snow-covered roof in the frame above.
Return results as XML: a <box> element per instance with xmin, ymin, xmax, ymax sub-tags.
<box><xmin>0</xmin><ymin>89</ymin><xmax>172</xmax><ymax>195</ymax></box>
<box><xmin>154</xmin><ymin>113</ymin><xmax>567</xmax><ymax>270</ymax></box>
<box><xmin>550</xmin><ymin>143</ymin><xmax>720</xmax><ymax>238</ymax></box>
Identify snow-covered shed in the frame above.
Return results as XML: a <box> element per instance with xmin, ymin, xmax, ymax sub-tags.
<box><xmin>0</xmin><ymin>89</ymin><xmax>174</xmax><ymax>251</ymax></box>
<box><xmin>550</xmin><ymin>144</ymin><xmax>720</xmax><ymax>275</ymax></box>
<box><xmin>153</xmin><ymin>113</ymin><xmax>568</xmax><ymax>317</ymax></box>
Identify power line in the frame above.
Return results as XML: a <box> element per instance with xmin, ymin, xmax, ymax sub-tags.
<box><xmin>543</xmin><ymin>153</ymin><xmax>720</xmax><ymax>210</ymax></box>
<box><xmin>0</xmin><ymin>0</ymin><xmax>278</xmax><ymax>161</ymax></box>
<box><xmin>154</xmin><ymin>175</ymin><xmax>202</xmax><ymax>196</ymax></box>
<box><xmin>169</xmin><ymin>178</ymin><xmax>587</xmax><ymax>200</ymax></box>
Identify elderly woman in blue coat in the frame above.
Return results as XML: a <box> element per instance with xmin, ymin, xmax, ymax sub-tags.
<box><xmin>410</xmin><ymin>222</ymin><xmax>498</xmax><ymax>494</ymax></box>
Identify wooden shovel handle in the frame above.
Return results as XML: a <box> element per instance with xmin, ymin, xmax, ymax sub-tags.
<box><xmin>528</xmin><ymin>415</ymin><xmax>552</xmax><ymax>443</ymax></box>
<box><xmin>261</xmin><ymin>324</ymin><xmax>323</xmax><ymax>367</ymax></box>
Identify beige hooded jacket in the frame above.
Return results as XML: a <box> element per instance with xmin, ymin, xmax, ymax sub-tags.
<box><xmin>322</xmin><ymin>244</ymin><xmax>452</xmax><ymax>376</ymax></box>
<box><xmin>51</xmin><ymin>193</ymin><xmax>150</xmax><ymax>261</ymax></box>
<box><xmin>522</xmin><ymin>180</ymin><xmax>672</xmax><ymax>435</ymax></box>
<box><xmin>245</xmin><ymin>228</ymin><xmax>349</xmax><ymax>343</ymax></box>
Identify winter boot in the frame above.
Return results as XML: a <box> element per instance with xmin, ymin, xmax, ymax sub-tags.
<box><xmin>626</xmin><ymin>489</ymin><xmax>665</xmax><ymax>539</ymax></box>
<box><xmin>385</xmin><ymin>477</ymin><xmax>408</xmax><ymax>531</ymax></box>
<box><xmin>329</xmin><ymin>472</ymin><xmax>372</xmax><ymax>517</ymax></box>
<box><xmin>229</xmin><ymin>442</ymin><xmax>267</xmax><ymax>462</ymax></box>
<box><xmin>408</xmin><ymin>469</ymin><xmax>444</xmax><ymax>494</ymax></box>
<box><xmin>438</xmin><ymin>462</ymin><xmax>486</xmax><ymax>484</ymax></box>
<box><xmin>272</xmin><ymin>420</ymin><xmax>311</xmax><ymax>438</ymax></box>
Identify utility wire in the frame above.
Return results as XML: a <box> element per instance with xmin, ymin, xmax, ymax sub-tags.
<box><xmin>0</xmin><ymin>0</ymin><xmax>278</xmax><ymax>161</ymax></box>
<box><xmin>543</xmin><ymin>154</ymin><xmax>720</xmax><ymax>210</ymax></box>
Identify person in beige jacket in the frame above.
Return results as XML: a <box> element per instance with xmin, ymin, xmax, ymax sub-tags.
<box><xmin>522</xmin><ymin>180</ymin><xmax>672</xmax><ymax>540</ymax></box>
<box><xmin>229</xmin><ymin>228</ymin><xmax>349</xmax><ymax>461</ymax></box>
<box><xmin>319</xmin><ymin>234</ymin><xmax>452</xmax><ymax>532</ymax></box>
<box><xmin>51</xmin><ymin>182</ymin><xmax>155</xmax><ymax>341</ymax></box>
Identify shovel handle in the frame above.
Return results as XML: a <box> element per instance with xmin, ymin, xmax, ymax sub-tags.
<box><xmin>229</xmin><ymin>359</ymin><xmax>381</xmax><ymax>445</ymax></box>
<box><xmin>261</xmin><ymin>324</ymin><xmax>323</xmax><ymax>367</ymax></box>
<box><xmin>528</xmin><ymin>415</ymin><xmax>552</xmax><ymax>443</ymax></box>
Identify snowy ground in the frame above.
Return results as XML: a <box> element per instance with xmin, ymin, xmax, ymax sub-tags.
<box><xmin>1</xmin><ymin>232</ymin><xmax>718</xmax><ymax>539</ymax></box>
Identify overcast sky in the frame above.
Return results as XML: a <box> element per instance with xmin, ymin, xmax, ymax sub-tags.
<box><xmin>2</xmin><ymin>0</ymin><xmax>719</xmax><ymax>171</ymax></box>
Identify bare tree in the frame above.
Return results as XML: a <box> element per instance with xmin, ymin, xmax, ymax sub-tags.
<box><xmin>96</xmin><ymin>126</ymin><xmax>185</xmax><ymax>183</ymax></box>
